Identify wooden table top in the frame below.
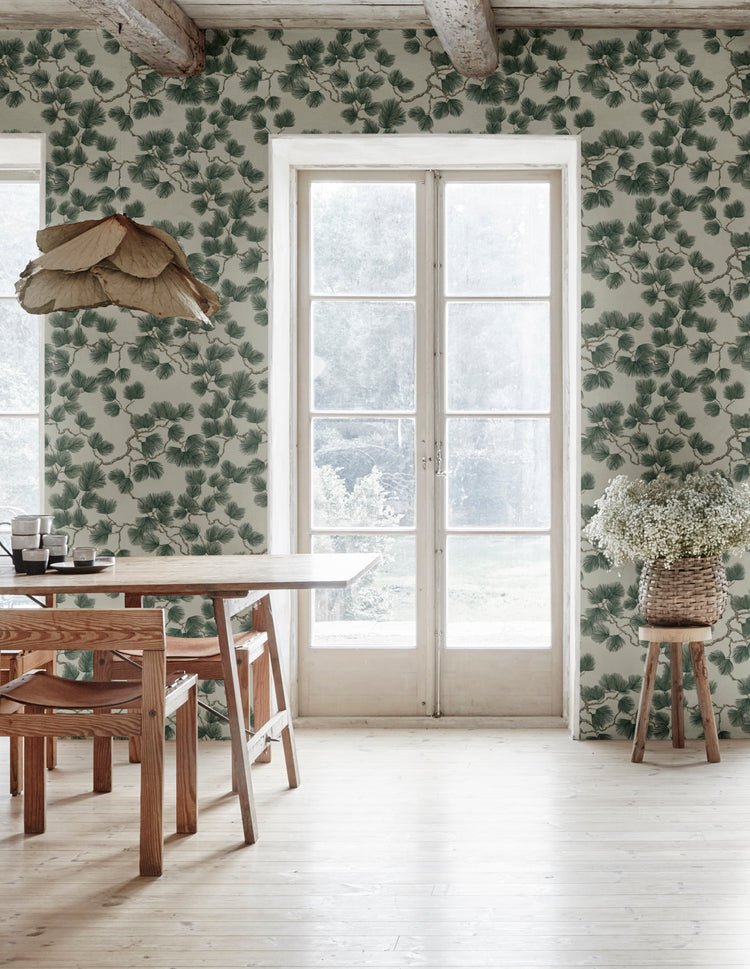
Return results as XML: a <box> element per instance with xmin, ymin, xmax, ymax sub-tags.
<box><xmin>0</xmin><ymin>552</ymin><xmax>380</xmax><ymax>598</ymax></box>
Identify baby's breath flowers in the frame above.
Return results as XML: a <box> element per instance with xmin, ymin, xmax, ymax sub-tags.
<box><xmin>585</xmin><ymin>472</ymin><xmax>750</xmax><ymax>567</ymax></box>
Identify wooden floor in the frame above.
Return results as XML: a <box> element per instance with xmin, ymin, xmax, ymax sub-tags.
<box><xmin>1</xmin><ymin>727</ymin><xmax>749</xmax><ymax>968</ymax></box>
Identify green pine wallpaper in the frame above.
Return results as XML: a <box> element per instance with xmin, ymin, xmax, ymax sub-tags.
<box><xmin>1</xmin><ymin>25</ymin><xmax>750</xmax><ymax>738</ymax></box>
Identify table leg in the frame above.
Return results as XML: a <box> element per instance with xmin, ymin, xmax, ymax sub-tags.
<box><xmin>631</xmin><ymin>640</ymin><xmax>660</xmax><ymax>764</ymax></box>
<box><xmin>213</xmin><ymin>596</ymin><xmax>258</xmax><ymax>844</ymax></box>
<box><xmin>689</xmin><ymin>641</ymin><xmax>721</xmax><ymax>763</ymax></box>
<box><xmin>669</xmin><ymin>642</ymin><xmax>685</xmax><ymax>749</ymax></box>
<box><xmin>255</xmin><ymin>594</ymin><xmax>300</xmax><ymax>789</ymax></box>
<box><xmin>251</xmin><ymin>635</ymin><xmax>272</xmax><ymax>766</ymax></box>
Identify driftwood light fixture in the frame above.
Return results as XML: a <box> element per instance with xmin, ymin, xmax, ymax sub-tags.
<box><xmin>15</xmin><ymin>214</ymin><xmax>220</xmax><ymax>325</ymax></box>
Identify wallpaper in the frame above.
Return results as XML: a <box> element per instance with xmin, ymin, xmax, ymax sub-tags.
<box><xmin>1</xmin><ymin>25</ymin><xmax>749</xmax><ymax>738</ymax></box>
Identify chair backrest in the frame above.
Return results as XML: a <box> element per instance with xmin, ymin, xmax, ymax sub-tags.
<box><xmin>0</xmin><ymin>609</ymin><xmax>166</xmax><ymax>654</ymax></box>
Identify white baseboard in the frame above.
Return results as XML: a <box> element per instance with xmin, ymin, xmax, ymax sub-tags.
<box><xmin>293</xmin><ymin>716</ymin><xmax>569</xmax><ymax>730</ymax></box>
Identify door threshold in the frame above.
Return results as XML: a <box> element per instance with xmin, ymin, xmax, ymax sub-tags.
<box><xmin>294</xmin><ymin>716</ymin><xmax>568</xmax><ymax>730</ymax></box>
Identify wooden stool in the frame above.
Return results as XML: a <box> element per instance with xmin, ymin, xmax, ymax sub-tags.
<box><xmin>632</xmin><ymin>626</ymin><xmax>720</xmax><ymax>764</ymax></box>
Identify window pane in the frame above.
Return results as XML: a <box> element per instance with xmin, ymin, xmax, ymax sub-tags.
<box><xmin>446</xmin><ymin>418</ymin><xmax>550</xmax><ymax>528</ymax></box>
<box><xmin>313</xmin><ymin>417</ymin><xmax>415</xmax><ymax>528</ymax></box>
<box><xmin>0</xmin><ymin>595</ymin><xmax>42</xmax><ymax>608</ymax></box>
<box><xmin>0</xmin><ymin>417</ymin><xmax>40</xmax><ymax>520</ymax></box>
<box><xmin>0</xmin><ymin>182</ymin><xmax>40</xmax><ymax>298</ymax></box>
<box><xmin>312</xmin><ymin>533</ymin><xmax>415</xmax><ymax>649</ymax></box>
<box><xmin>310</xmin><ymin>182</ymin><xmax>416</xmax><ymax>296</ymax></box>
<box><xmin>312</xmin><ymin>300</ymin><xmax>415</xmax><ymax>411</ymax></box>
<box><xmin>446</xmin><ymin>535</ymin><xmax>550</xmax><ymax>649</ymax></box>
<box><xmin>444</xmin><ymin>182</ymin><xmax>550</xmax><ymax>297</ymax></box>
<box><xmin>0</xmin><ymin>301</ymin><xmax>39</xmax><ymax>412</ymax></box>
<box><xmin>446</xmin><ymin>301</ymin><xmax>549</xmax><ymax>413</ymax></box>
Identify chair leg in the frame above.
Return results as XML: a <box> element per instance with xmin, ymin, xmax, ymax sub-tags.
<box><xmin>689</xmin><ymin>641</ymin><xmax>721</xmax><ymax>763</ymax></box>
<box><xmin>42</xmin><ymin>602</ymin><xmax>58</xmax><ymax>770</ymax></box>
<box><xmin>125</xmin><ymin>593</ymin><xmax>143</xmax><ymax>766</ymax></box>
<box><xmin>10</xmin><ymin>736</ymin><xmax>22</xmax><ymax>796</ymax></box>
<box><xmin>669</xmin><ymin>643</ymin><xmax>685</xmax><ymax>749</ymax></box>
<box><xmin>176</xmin><ymin>683</ymin><xmax>198</xmax><ymax>835</ymax></box>
<box><xmin>24</xmin><ymin>735</ymin><xmax>46</xmax><ymax>834</ymax></box>
<box><xmin>93</xmin><ymin>650</ymin><xmax>113</xmax><ymax>793</ymax></box>
<box><xmin>139</xmin><ymin>650</ymin><xmax>166</xmax><ymax>877</ymax></box>
<box><xmin>631</xmin><ymin>640</ymin><xmax>660</xmax><ymax>764</ymax></box>
<box><xmin>45</xmin><ymin>732</ymin><xmax>57</xmax><ymax>770</ymax></box>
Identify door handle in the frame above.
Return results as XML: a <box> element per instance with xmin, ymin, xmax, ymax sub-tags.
<box><xmin>435</xmin><ymin>442</ymin><xmax>446</xmax><ymax>477</ymax></box>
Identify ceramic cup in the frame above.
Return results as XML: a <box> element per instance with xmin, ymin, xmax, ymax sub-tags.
<box><xmin>21</xmin><ymin>547</ymin><xmax>49</xmax><ymax>575</ymax></box>
<box><xmin>11</xmin><ymin>516</ymin><xmax>41</xmax><ymax>536</ymax></box>
<box><xmin>11</xmin><ymin>534</ymin><xmax>40</xmax><ymax>550</ymax></box>
<box><xmin>41</xmin><ymin>534</ymin><xmax>67</xmax><ymax>548</ymax></box>
<box><xmin>73</xmin><ymin>547</ymin><xmax>96</xmax><ymax>567</ymax></box>
<box><xmin>38</xmin><ymin>515</ymin><xmax>54</xmax><ymax>534</ymax></box>
<box><xmin>12</xmin><ymin>548</ymin><xmax>38</xmax><ymax>573</ymax></box>
<box><xmin>42</xmin><ymin>534</ymin><xmax>68</xmax><ymax>565</ymax></box>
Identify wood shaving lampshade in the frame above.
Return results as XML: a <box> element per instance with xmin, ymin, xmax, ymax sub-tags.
<box><xmin>15</xmin><ymin>214</ymin><xmax>220</xmax><ymax>326</ymax></box>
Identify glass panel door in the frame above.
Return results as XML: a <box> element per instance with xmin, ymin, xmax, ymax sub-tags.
<box><xmin>297</xmin><ymin>174</ymin><xmax>432</xmax><ymax>715</ymax></box>
<box><xmin>297</xmin><ymin>170</ymin><xmax>562</xmax><ymax>717</ymax></box>
<box><xmin>437</xmin><ymin>175</ymin><xmax>562</xmax><ymax>715</ymax></box>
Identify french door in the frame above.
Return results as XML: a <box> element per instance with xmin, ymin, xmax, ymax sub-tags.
<box><xmin>296</xmin><ymin>169</ymin><xmax>563</xmax><ymax>717</ymax></box>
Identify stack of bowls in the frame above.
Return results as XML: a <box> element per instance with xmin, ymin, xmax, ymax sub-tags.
<box><xmin>8</xmin><ymin>515</ymin><xmax>66</xmax><ymax>574</ymax></box>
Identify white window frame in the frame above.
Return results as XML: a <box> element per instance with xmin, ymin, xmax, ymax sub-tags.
<box><xmin>269</xmin><ymin>134</ymin><xmax>581</xmax><ymax>733</ymax></box>
<box><xmin>0</xmin><ymin>134</ymin><xmax>45</xmax><ymax>532</ymax></box>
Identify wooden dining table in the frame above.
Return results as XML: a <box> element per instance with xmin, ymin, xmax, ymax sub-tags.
<box><xmin>0</xmin><ymin>552</ymin><xmax>379</xmax><ymax>845</ymax></box>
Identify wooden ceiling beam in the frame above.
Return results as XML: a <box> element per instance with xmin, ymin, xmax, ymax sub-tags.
<box><xmin>6</xmin><ymin>1</ymin><xmax>750</xmax><ymax>33</ymax></box>
<box><xmin>423</xmin><ymin>0</ymin><xmax>498</xmax><ymax>77</ymax></box>
<box><xmin>66</xmin><ymin>0</ymin><xmax>205</xmax><ymax>76</ymax></box>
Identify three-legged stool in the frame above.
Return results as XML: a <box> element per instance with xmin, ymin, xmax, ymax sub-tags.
<box><xmin>632</xmin><ymin>625</ymin><xmax>720</xmax><ymax>764</ymax></box>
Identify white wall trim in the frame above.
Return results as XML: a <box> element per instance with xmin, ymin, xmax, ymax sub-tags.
<box><xmin>269</xmin><ymin>134</ymin><xmax>581</xmax><ymax>729</ymax></box>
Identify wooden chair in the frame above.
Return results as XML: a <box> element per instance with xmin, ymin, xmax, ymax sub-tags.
<box><xmin>2</xmin><ymin>645</ymin><xmax>57</xmax><ymax>793</ymax></box>
<box><xmin>0</xmin><ymin>608</ymin><xmax>198</xmax><ymax>876</ymax></box>
<box><xmin>3</xmin><ymin>593</ymin><xmax>58</xmax><ymax>794</ymax></box>
<box><xmin>113</xmin><ymin>592</ymin><xmax>272</xmax><ymax>780</ymax></box>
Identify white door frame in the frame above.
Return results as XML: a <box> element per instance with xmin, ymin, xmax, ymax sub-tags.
<box><xmin>269</xmin><ymin>134</ymin><xmax>581</xmax><ymax>735</ymax></box>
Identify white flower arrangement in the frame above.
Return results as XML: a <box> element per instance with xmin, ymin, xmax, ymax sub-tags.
<box><xmin>585</xmin><ymin>472</ymin><xmax>750</xmax><ymax>567</ymax></box>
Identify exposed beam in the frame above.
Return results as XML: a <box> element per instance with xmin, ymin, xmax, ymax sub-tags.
<box><xmin>423</xmin><ymin>0</ymin><xmax>498</xmax><ymax>77</ymax></box>
<box><xmin>66</xmin><ymin>0</ymin><xmax>205</xmax><ymax>76</ymax></box>
<box><xmin>4</xmin><ymin>1</ymin><xmax>750</xmax><ymax>33</ymax></box>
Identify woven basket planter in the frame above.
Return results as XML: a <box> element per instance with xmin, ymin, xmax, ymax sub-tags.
<box><xmin>638</xmin><ymin>555</ymin><xmax>728</xmax><ymax>627</ymax></box>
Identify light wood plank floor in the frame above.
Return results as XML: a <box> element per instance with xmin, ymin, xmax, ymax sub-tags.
<box><xmin>2</xmin><ymin>727</ymin><xmax>750</xmax><ymax>968</ymax></box>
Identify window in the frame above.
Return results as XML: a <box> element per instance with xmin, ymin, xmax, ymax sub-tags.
<box><xmin>0</xmin><ymin>135</ymin><xmax>44</xmax><ymax>528</ymax></box>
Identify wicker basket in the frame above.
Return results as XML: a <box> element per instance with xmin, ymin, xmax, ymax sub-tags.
<box><xmin>638</xmin><ymin>555</ymin><xmax>728</xmax><ymax>627</ymax></box>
